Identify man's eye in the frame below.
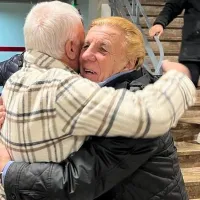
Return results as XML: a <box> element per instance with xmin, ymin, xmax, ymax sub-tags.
<box><xmin>100</xmin><ymin>47</ymin><xmax>107</xmax><ymax>53</ymax></box>
<box><xmin>82</xmin><ymin>44</ymin><xmax>89</xmax><ymax>49</ymax></box>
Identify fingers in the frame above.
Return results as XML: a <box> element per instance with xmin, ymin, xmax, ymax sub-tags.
<box><xmin>161</xmin><ymin>60</ymin><xmax>191</xmax><ymax>78</ymax></box>
<box><xmin>0</xmin><ymin>115</ymin><xmax>5</xmax><ymax>128</ymax></box>
<box><xmin>0</xmin><ymin>96</ymin><xmax>4</xmax><ymax>106</ymax></box>
<box><xmin>161</xmin><ymin>60</ymin><xmax>170</xmax><ymax>73</ymax></box>
<box><xmin>0</xmin><ymin>144</ymin><xmax>11</xmax><ymax>171</ymax></box>
<box><xmin>0</xmin><ymin>103</ymin><xmax>6</xmax><ymax>122</ymax></box>
<box><xmin>0</xmin><ymin>105</ymin><xmax>5</xmax><ymax>112</ymax></box>
<box><xmin>149</xmin><ymin>25</ymin><xmax>164</xmax><ymax>38</ymax></box>
<box><xmin>0</xmin><ymin>97</ymin><xmax>6</xmax><ymax>129</ymax></box>
<box><xmin>158</xmin><ymin>29</ymin><xmax>163</xmax><ymax>37</ymax></box>
<box><xmin>149</xmin><ymin>29</ymin><xmax>161</xmax><ymax>37</ymax></box>
<box><xmin>149</xmin><ymin>28</ymin><xmax>156</xmax><ymax>37</ymax></box>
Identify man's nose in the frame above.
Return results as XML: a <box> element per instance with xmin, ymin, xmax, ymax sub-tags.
<box><xmin>82</xmin><ymin>49</ymin><xmax>96</xmax><ymax>62</ymax></box>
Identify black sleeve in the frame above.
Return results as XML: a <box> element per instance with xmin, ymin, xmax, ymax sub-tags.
<box><xmin>153</xmin><ymin>0</ymin><xmax>187</xmax><ymax>28</ymax></box>
<box><xmin>0</xmin><ymin>54</ymin><xmax>23</xmax><ymax>86</ymax></box>
<box><xmin>4</xmin><ymin>137</ymin><xmax>158</xmax><ymax>200</ymax></box>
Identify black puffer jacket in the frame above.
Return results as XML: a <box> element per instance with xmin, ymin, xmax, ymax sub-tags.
<box><xmin>0</xmin><ymin>54</ymin><xmax>23</xmax><ymax>86</ymax></box>
<box><xmin>154</xmin><ymin>0</ymin><xmax>200</xmax><ymax>62</ymax></box>
<box><xmin>3</xmin><ymin>67</ymin><xmax>188</xmax><ymax>200</ymax></box>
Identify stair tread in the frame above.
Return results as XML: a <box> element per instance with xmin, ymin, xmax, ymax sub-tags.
<box><xmin>149</xmin><ymin>41</ymin><xmax>181</xmax><ymax>55</ymax></box>
<box><xmin>180</xmin><ymin>109</ymin><xmax>200</xmax><ymax>124</ymax></box>
<box><xmin>182</xmin><ymin>167</ymin><xmax>200</xmax><ymax>183</ymax></box>
<box><xmin>180</xmin><ymin>118</ymin><xmax>200</xmax><ymax>124</ymax></box>
<box><xmin>191</xmin><ymin>96</ymin><xmax>200</xmax><ymax>106</ymax></box>
<box><xmin>145</xmin><ymin>56</ymin><xmax>178</xmax><ymax>63</ymax></box>
<box><xmin>140</xmin><ymin>16</ymin><xmax>183</xmax><ymax>29</ymax></box>
<box><xmin>140</xmin><ymin>0</ymin><xmax>165</xmax><ymax>6</ymax></box>
<box><xmin>142</xmin><ymin>5</ymin><xmax>184</xmax><ymax>17</ymax></box>
<box><xmin>176</xmin><ymin>141</ymin><xmax>200</xmax><ymax>155</ymax></box>
<box><xmin>143</xmin><ymin>28</ymin><xmax>182</xmax><ymax>41</ymax></box>
<box><xmin>196</xmin><ymin>89</ymin><xmax>200</xmax><ymax>97</ymax></box>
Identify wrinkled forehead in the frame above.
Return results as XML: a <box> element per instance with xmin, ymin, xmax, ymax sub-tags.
<box><xmin>85</xmin><ymin>25</ymin><xmax>123</xmax><ymax>45</ymax></box>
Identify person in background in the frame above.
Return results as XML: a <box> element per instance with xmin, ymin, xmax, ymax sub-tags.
<box><xmin>149</xmin><ymin>0</ymin><xmax>200</xmax><ymax>143</ymax></box>
<box><xmin>149</xmin><ymin>0</ymin><xmax>200</xmax><ymax>87</ymax></box>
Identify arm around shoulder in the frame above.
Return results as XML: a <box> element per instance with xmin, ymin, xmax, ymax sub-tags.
<box><xmin>57</xmin><ymin>71</ymin><xmax>195</xmax><ymax>139</ymax></box>
<box><xmin>3</xmin><ymin>137</ymin><xmax>155</xmax><ymax>200</ymax></box>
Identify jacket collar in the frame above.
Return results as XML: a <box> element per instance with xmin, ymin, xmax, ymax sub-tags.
<box><xmin>99</xmin><ymin>69</ymin><xmax>144</xmax><ymax>87</ymax></box>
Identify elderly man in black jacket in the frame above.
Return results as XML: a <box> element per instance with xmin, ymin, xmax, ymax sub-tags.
<box><xmin>149</xmin><ymin>0</ymin><xmax>200</xmax><ymax>87</ymax></box>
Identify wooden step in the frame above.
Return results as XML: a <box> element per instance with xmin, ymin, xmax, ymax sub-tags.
<box><xmin>140</xmin><ymin>16</ymin><xmax>183</xmax><ymax>29</ymax></box>
<box><xmin>142</xmin><ymin>5</ymin><xmax>184</xmax><ymax>17</ymax></box>
<box><xmin>194</xmin><ymin>99</ymin><xmax>200</xmax><ymax>107</ymax></box>
<box><xmin>172</xmin><ymin>122</ymin><xmax>200</xmax><ymax>141</ymax></box>
<box><xmin>145</xmin><ymin>56</ymin><xmax>178</xmax><ymax>64</ymax></box>
<box><xmin>178</xmin><ymin>90</ymin><xmax>200</xmax><ymax>124</ymax></box>
<box><xmin>150</xmin><ymin>41</ymin><xmax>181</xmax><ymax>55</ymax></box>
<box><xmin>176</xmin><ymin>141</ymin><xmax>200</xmax><ymax>168</ymax></box>
<box><xmin>143</xmin><ymin>28</ymin><xmax>182</xmax><ymax>41</ymax></box>
<box><xmin>190</xmin><ymin>199</ymin><xmax>200</xmax><ymax>200</ymax></box>
<box><xmin>145</xmin><ymin>56</ymin><xmax>178</xmax><ymax>65</ymax></box>
<box><xmin>180</xmin><ymin>109</ymin><xmax>200</xmax><ymax>125</ymax></box>
<box><xmin>177</xmin><ymin>103</ymin><xmax>200</xmax><ymax>124</ymax></box>
<box><xmin>139</xmin><ymin>0</ymin><xmax>166</xmax><ymax>5</ymax></box>
<box><xmin>196</xmin><ymin>88</ymin><xmax>200</xmax><ymax>97</ymax></box>
<box><xmin>182</xmin><ymin>167</ymin><xmax>200</xmax><ymax>199</ymax></box>
<box><xmin>144</xmin><ymin>55</ymin><xmax>178</xmax><ymax>71</ymax></box>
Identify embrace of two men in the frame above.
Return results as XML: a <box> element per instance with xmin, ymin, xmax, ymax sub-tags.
<box><xmin>0</xmin><ymin>1</ymin><xmax>196</xmax><ymax>200</ymax></box>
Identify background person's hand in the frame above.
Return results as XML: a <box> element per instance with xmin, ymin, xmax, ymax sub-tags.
<box><xmin>149</xmin><ymin>24</ymin><xmax>164</xmax><ymax>37</ymax></box>
<box><xmin>0</xmin><ymin>97</ymin><xmax>5</xmax><ymax>129</ymax></box>
<box><xmin>162</xmin><ymin>60</ymin><xmax>191</xmax><ymax>79</ymax></box>
<box><xmin>0</xmin><ymin>142</ymin><xmax>10</xmax><ymax>172</ymax></box>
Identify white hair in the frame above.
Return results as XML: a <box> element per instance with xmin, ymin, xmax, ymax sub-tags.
<box><xmin>24</xmin><ymin>1</ymin><xmax>82</xmax><ymax>59</ymax></box>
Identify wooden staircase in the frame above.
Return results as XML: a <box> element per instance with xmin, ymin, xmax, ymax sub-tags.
<box><xmin>139</xmin><ymin>0</ymin><xmax>200</xmax><ymax>199</ymax></box>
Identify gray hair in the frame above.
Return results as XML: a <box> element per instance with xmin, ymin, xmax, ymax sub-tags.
<box><xmin>24</xmin><ymin>1</ymin><xmax>82</xmax><ymax>59</ymax></box>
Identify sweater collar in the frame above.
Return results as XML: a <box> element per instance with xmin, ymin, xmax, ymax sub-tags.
<box><xmin>23</xmin><ymin>50</ymin><xmax>77</xmax><ymax>74</ymax></box>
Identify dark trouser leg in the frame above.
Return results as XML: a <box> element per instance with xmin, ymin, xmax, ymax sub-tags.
<box><xmin>180</xmin><ymin>61</ymin><xmax>200</xmax><ymax>87</ymax></box>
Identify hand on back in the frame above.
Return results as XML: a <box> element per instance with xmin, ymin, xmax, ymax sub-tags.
<box><xmin>0</xmin><ymin>97</ymin><xmax>5</xmax><ymax>129</ymax></box>
<box><xmin>162</xmin><ymin>60</ymin><xmax>191</xmax><ymax>79</ymax></box>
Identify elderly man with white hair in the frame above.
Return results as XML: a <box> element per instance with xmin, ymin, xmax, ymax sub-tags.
<box><xmin>0</xmin><ymin>1</ymin><xmax>196</xmax><ymax>200</ymax></box>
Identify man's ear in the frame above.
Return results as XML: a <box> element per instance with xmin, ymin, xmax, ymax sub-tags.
<box><xmin>65</xmin><ymin>40</ymin><xmax>76</xmax><ymax>60</ymax></box>
<box><xmin>124</xmin><ymin>59</ymin><xmax>137</xmax><ymax>71</ymax></box>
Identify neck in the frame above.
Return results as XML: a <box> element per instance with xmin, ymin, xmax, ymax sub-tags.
<box><xmin>60</xmin><ymin>56</ymin><xmax>78</xmax><ymax>72</ymax></box>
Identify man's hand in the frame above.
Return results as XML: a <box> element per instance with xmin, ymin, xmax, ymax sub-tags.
<box><xmin>162</xmin><ymin>60</ymin><xmax>191</xmax><ymax>79</ymax></box>
<box><xmin>0</xmin><ymin>143</ymin><xmax>10</xmax><ymax>172</ymax></box>
<box><xmin>149</xmin><ymin>24</ymin><xmax>164</xmax><ymax>38</ymax></box>
<box><xmin>0</xmin><ymin>97</ymin><xmax>10</xmax><ymax>172</ymax></box>
<box><xmin>0</xmin><ymin>97</ymin><xmax>5</xmax><ymax>129</ymax></box>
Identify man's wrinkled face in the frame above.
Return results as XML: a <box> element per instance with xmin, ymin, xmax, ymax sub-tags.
<box><xmin>79</xmin><ymin>25</ymin><xmax>128</xmax><ymax>82</ymax></box>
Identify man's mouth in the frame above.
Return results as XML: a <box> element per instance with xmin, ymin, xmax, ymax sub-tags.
<box><xmin>84</xmin><ymin>68</ymin><xmax>96</xmax><ymax>74</ymax></box>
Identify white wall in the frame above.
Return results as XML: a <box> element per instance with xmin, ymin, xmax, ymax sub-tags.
<box><xmin>0</xmin><ymin>3</ymin><xmax>33</xmax><ymax>61</ymax></box>
<box><xmin>76</xmin><ymin>0</ymin><xmax>90</xmax><ymax>30</ymax></box>
<box><xmin>0</xmin><ymin>0</ymin><xmax>106</xmax><ymax>61</ymax></box>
